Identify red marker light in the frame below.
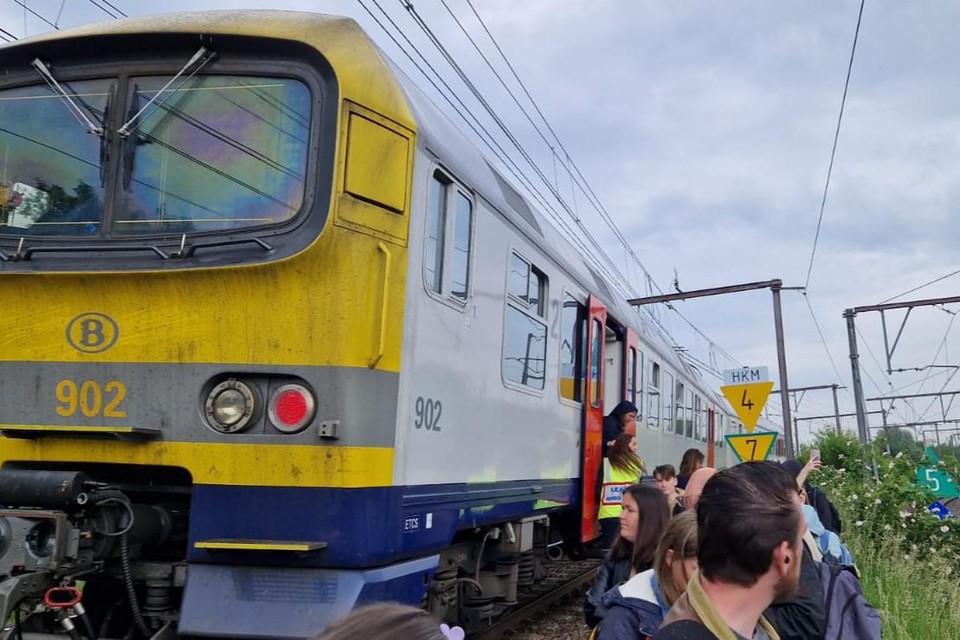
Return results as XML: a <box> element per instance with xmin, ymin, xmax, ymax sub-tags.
<box><xmin>269</xmin><ymin>384</ymin><xmax>315</xmax><ymax>433</ymax></box>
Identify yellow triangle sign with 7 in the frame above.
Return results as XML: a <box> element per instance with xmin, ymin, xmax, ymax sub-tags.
<box><xmin>725</xmin><ymin>432</ymin><xmax>779</xmax><ymax>463</ymax></box>
<box><xmin>720</xmin><ymin>381</ymin><xmax>774</xmax><ymax>432</ymax></box>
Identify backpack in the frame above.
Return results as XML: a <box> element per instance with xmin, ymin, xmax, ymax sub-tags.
<box><xmin>817</xmin><ymin>562</ymin><xmax>882</xmax><ymax>640</ymax></box>
<box><xmin>815</xmin><ymin>530</ymin><xmax>855</xmax><ymax>565</ymax></box>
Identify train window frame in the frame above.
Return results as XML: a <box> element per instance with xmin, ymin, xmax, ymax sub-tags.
<box><xmin>501</xmin><ymin>249</ymin><xmax>549</xmax><ymax>394</ymax></box>
<box><xmin>635</xmin><ymin>350</ymin><xmax>644</xmax><ymax>420</ymax></box>
<box><xmin>663</xmin><ymin>370</ymin><xmax>674</xmax><ymax>435</ymax></box>
<box><xmin>647</xmin><ymin>360</ymin><xmax>660</xmax><ymax>431</ymax></box>
<box><xmin>674</xmin><ymin>379</ymin><xmax>685</xmax><ymax>436</ymax></box>
<box><xmin>684</xmin><ymin>388</ymin><xmax>694</xmax><ymax>439</ymax></box>
<box><xmin>558</xmin><ymin>291</ymin><xmax>586</xmax><ymax>405</ymax></box>
<box><xmin>0</xmin><ymin>34</ymin><xmax>339</xmax><ymax>271</ymax></box>
<box><xmin>423</xmin><ymin>168</ymin><xmax>475</xmax><ymax>306</ymax></box>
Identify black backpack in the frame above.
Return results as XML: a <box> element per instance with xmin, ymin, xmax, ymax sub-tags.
<box><xmin>817</xmin><ymin>562</ymin><xmax>882</xmax><ymax>639</ymax></box>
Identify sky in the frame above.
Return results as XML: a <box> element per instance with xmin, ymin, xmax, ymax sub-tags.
<box><xmin>4</xmin><ymin>0</ymin><xmax>960</xmax><ymax>445</ymax></box>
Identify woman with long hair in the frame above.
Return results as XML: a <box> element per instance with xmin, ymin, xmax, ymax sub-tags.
<box><xmin>596</xmin><ymin>511</ymin><xmax>699</xmax><ymax>640</ymax></box>
<box><xmin>585</xmin><ymin>483</ymin><xmax>669</xmax><ymax>629</ymax></box>
<box><xmin>677</xmin><ymin>448</ymin><xmax>704</xmax><ymax>490</ymax></box>
<box><xmin>598</xmin><ymin>433</ymin><xmax>646</xmax><ymax>548</ymax></box>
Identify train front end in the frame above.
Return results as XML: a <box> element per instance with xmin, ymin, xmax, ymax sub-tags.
<box><xmin>0</xmin><ymin>11</ymin><xmax>421</xmax><ymax>639</ymax></box>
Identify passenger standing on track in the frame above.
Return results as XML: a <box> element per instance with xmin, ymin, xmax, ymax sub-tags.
<box><xmin>596</xmin><ymin>511</ymin><xmax>699</xmax><ymax>640</ymax></box>
<box><xmin>603</xmin><ymin>401</ymin><xmax>639</xmax><ymax>456</ymax></box>
<box><xmin>312</xmin><ymin>603</ymin><xmax>464</xmax><ymax>640</ymax></box>
<box><xmin>653</xmin><ymin>462</ymin><xmax>805</xmax><ymax>640</ymax></box>
<box><xmin>677</xmin><ymin>448</ymin><xmax>704</xmax><ymax>490</ymax></box>
<box><xmin>599</xmin><ymin>433</ymin><xmax>647</xmax><ymax>547</ymax></box>
<box><xmin>653</xmin><ymin>464</ymin><xmax>685</xmax><ymax>516</ymax></box>
<box><xmin>585</xmin><ymin>484</ymin><xmax>670</xmax><ymax>629</ymax></box>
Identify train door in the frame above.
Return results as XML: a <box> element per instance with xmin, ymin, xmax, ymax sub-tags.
<box><xmin>580</xmin><ymin>295</ymin><xmax>606</xmax><ymax>543</ymax></box>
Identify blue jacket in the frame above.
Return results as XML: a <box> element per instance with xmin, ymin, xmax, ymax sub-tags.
<box><xmin>597</xmin><ymin>569</ymin><xmax>668</xmax><ymax>640</ymax></box>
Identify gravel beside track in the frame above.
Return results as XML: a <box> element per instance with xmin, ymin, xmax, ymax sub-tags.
<box><xmin>501</xmin><ymin>584</ymin><xmax>592</xmax><ymax>639</ymax></box>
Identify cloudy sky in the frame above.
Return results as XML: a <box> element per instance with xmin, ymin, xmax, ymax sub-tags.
<box><xmin>4</xmin><ymin>1</ymin><xmax>960</xmax><ymax>444</ymax></box>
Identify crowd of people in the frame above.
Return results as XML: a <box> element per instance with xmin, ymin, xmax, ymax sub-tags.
<box><xmin>308</xmin><ymin>401</ymin><xmax>877</xmax><ymax>640</ymax></box>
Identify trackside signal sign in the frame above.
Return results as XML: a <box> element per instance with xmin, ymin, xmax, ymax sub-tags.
<box><xmin>726</xmin><ymin>432</ymin><xmax>779</xmax><ymax>462</ymax></box>
<box><xmin>721</xmin><ymin>382</ymin><xmax>774</xmax><ymax>431</ymax></box>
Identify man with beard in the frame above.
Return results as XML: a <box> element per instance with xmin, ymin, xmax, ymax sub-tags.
<box><xmin>653</xmin><ymin>462</ymin><xmax>809</xmax><ymax>640</ymax></box>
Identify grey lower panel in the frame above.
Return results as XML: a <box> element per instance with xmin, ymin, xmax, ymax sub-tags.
<box><xmin>0</xmin><ymin>362</ymin><xmax>398</xmax><ymax>447</ymax></box>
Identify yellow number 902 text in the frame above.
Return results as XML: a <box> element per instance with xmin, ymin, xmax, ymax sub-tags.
<box><xmin>56</xmin><ymin>380</ymin><xmax>127</xmax><ymax>418</ymax></box>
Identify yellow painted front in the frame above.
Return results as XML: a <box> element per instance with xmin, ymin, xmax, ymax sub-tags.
<box><xmin>0</xmin><ymin>438</ymin><xmax>393</xmax><ymax>488</ymax></box>
<box><xmin>0</xmin><ymin>11</ymin><xmax>420</xmax><ymax>490</ymax></box>
<box><xmin>0</xmin><ymin>230</ymin><xmax>407</xmax><ymax>370</ymax></box>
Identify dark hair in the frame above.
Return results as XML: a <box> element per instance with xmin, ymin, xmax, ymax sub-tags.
<box><xmin>653</xmin><ymin>511</ymin><xmax>698</xmax><ymax>606</ymax></box>
<box><xmin>608</xmin><ymin>400</ymin><xmax>638</xmax><ymax>420</ymax></box>
<box><xmin>679</xmin><ymin>448</ymin><xmax>705</xmax><ymax>477</ymax></box>
<box><xmin>610</xmin><ymin>483</ymin><xmax>670</xmax><ymax>573</ymax></box>
<box><xmin>653</xmin><ymin>464</ymin><xmax>677</xmax><ymax>480</ymax></box>
<box><xmin>696</xmin><ymin>462</ymin><xmax>802</xmax><ymax>587</ymax></box>
<box><xmin>609</xmin><ymin>433</ymin><xmax>644</xmax><ymax>476</ymax></box>
<box><xmin>312</xmin><ymin>603</ymin><xmax>447</xmax><ymax>640</ymax></box>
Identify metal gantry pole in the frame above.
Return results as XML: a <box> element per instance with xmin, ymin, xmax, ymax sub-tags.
<box><xmin>832</xmin><ymin>384</ymin><xmax>842</xmax><ymax>435</ymax></box>
<box><xmin>772</xmin><ymin>284</ymin><xmax>794</xmax><ymax>458</ymax></box>
<box><xmin>844</xmin><ymin>308</ymin><xmax>870</xmax><ymax>444</ymax></box>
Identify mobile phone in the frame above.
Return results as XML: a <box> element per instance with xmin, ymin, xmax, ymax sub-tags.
<box><xmin>811</xmin><ymin>449</ymin><xmax>821</xmax><ymax>461</ymax></box>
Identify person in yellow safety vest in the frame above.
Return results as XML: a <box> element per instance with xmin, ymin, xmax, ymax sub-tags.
<box><xmin>599</xmin><ymin>433</ymin><xmax>645</xmax><ymax>548</ymax></box>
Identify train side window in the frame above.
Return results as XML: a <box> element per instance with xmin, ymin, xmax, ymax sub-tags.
<box><xmin>675</xmin><ymin>380</ymin><xmax>685</xmax><ymax>436</ymax></box>
<box><xmin>425</xmin><ymin>171</ymin><xmax>473</xmax><ymax>302</ymax></box>
<box><xmin>647</xmin><ymin>361</ymin><xmax>660</xmax><ymax>430</ymax></box>
<box><xmin>589</xmin><ymin>318</ymin><xmax>602</xmax><ymax>406</ymax></box>
<box><xmin>559</xmin><ymin>294</ymin><xmax>586</xmax><ymax>402</ymax></box>
<box><xmin>502</xmin><ymin>251</ymin><xmax>549</xmax><ymax>391</ymax></box>
<box><xmin>685</xmin><ymin>389</ymin><xmax>694</xmax><ymax>439</ymax></box>
<box><xmin>508</xmin><ymin>252</ymin><xmax>546</xmax><ymax>317</ymax></box>
<box><xmin>694</xmin><ymin>394</ymin><xmax>703</xmax><ymax>441</ymax></box>
<box><xmin>627</xmin><ymin>347</ymin><xmax>637</xmax><ymax>404</ymax></box>
<box><xmin>663</xmin><ymin>371</ymin><xmax>674</xmax><ymax>434</ymax></box>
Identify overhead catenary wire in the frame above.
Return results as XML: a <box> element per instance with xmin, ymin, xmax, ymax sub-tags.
<box><xmin>11</xmin><ymin>0</ymin><xmax>58</xmax><ymax>31</ymax></box>
<box><xmin>881</xmin><ymin>268</ymin><xmax>960</xmax><ymax>304</ymax></box>
<box><xmin>803</xmin><ymin>0</ymin><xmax>865</xmax><ymax>290</ymax></box>
<box><xmin>392</xmin><ymin>0</ymin><xmax>739</xmax><ymax>375</ymax></box>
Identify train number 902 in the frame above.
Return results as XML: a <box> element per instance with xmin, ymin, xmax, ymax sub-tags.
<box><xmin>56</xmin><ymin>379</ymin><xmax>128</xmax><ymax>419</ymax></box>
<box><xmin>414</xmin><ymin>396</ymin><xmax>442</xmax><ymax>431</ymax></box>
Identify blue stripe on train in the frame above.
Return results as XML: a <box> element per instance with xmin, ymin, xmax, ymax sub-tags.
<box><xmin>188</xmin><ymin>478</ymin><xmax>577</xmax><ymax>568</ymax></box>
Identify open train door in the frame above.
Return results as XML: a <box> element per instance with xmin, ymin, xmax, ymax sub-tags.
<box><xmin>580</xmin><ymin>295</ymin><xmax>607</xmax><ymax>543</ymax></box>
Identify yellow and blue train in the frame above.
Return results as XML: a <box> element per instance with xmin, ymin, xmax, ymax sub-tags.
<box><xmin>0</xmin><ymin>11</ymin><xmax>782</xmax><ymax>638</ymax></box>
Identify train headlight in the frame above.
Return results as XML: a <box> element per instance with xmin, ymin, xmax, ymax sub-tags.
<box><xmin>205</xmin><ymin>379</ymin><xmax>257</xmax><ymax>433</ymax></box>
<box><xmin>268</xmin><ymin>384</ymin><xmax>315</xmax><ymax>434</ymax></box>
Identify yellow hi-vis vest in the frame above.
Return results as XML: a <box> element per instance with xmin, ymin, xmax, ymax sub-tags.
<box><xmin>598</xmin><ymin>459</ymin><xmax>638</xmax><ymax>519</ymax></box>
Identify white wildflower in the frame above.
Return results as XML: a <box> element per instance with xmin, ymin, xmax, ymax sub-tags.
<box><xmin>895</xmin><ymin>451</ymin><xmax>903</xmax><ymax>459</ymax></box>
<box><xmin>899</xmin><ymin>510</ymin><xmax>910</xmax><ymax>518</ymax></box>
<box><xmin>838</xmin><ymin>453</ymin><xmax>846</xmax><ymax>459</ymax></box>
<box><xmin>856</xmin><ymin>520</ymin><xmax>865</xmax><ymax>527</ymax></box>
<box><xmin>941</xmin><ymin>525</ymin><xmax>950</xmax><ymax>533</ymax></box>
<box><xmin>884</xmin><ymin>524</ymin><xmax>892</xmax><ymax>531</ymax></box>
<box><xmin>851</xmin><ymin>493</ymin><xmax>859</xmax><ymax>501</ymax></box>
<box><xmin>875</xmin><ymin>498</ymin><xmax>882</xmax><ymax>505</ymax></box>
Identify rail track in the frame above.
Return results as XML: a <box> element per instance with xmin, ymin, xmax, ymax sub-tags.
<box><xmin>471</xmin><ymin>558</ymin><xmax>600</xmax><ymax>639</ymax></box>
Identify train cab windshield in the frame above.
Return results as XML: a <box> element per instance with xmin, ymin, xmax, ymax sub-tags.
<box><xmin>0</xmin><ymin>35</ymin><xmax>335</xmax><ymax>269</ymax></box>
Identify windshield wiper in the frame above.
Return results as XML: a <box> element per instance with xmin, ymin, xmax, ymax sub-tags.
<box><xmin>31</xmin><ymin>58</ymin><xmax>104</xmax><ymax>136</ymax></box>
<box><xmin>117</xmin><ymin>47</ymin><xmax>216</xmax><ymax>138</ymax></box>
